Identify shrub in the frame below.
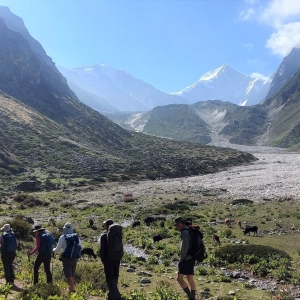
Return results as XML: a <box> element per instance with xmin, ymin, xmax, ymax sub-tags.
<box><xmin>75</xmin><ymin>263</ymin><xmax>107</xmax><ymax>291</ymax></box>
<box><xmin>214</xmin><ymin>244</ymin><xmax>291</xmax><ymax>265</ymax></box>
<box><xmin>152</xmin><ymin>282</ymin><xmax>181</xmax><ymax>300</ymax></box>
<box><xmin>17</xmin><ymin>283</ymin><xmax>61</xmax><ymax>299</ymax></box>
<box><xmin>1</xmin><ymin>218</ymin><xmax>33</xmax><ymax>241</ymax></box>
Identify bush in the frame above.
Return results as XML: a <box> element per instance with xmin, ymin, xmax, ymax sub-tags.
<box><xmin>75</xmin><ymin>263</ymin><xmax>107</xmax><ymax>291</ymax></box>
<box><xmin>17</xmin><ymin>283</ymin><xmax>61</xmax><ymax>299</ymax></box>
<box><xmin>214</xmin><ymin>244</ymin><xmax>291</xmax><ymax>265</ymax></box>
<box><xmin>1</xmin><ymin>218</ymin><xmax>33</xmax><ymax>241</ymax></box>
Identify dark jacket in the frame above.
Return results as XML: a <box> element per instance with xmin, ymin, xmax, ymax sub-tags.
<box><xmin>99</xmin><ymin>231</ymin><xmax>108</xmax><ymax>263</ymax></box>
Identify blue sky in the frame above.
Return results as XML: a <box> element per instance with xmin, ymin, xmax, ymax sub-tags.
<box><xmin>0</xmin><ymin>0</ymin><xmax>299</xmax><ymax>93</ymax></box>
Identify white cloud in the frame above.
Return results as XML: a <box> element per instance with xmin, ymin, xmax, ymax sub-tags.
<box><xmin>266</xmin><ymin>22</ymin><xmax>300</xmax><ymax>56</ymax></box>
<box><xmin>260</xmin><ymin>0</ymin><xmax>300</xmax><ymax>27</ymax></box>
<box><xmin>241</xmin><ymin>0</ymin><xmax>300</xmax><ymax>57</ymax></box>
<box><xmin>243</xmin><ymin>43</ymin><xmax>254</xmax><ymax>50</ymax></box>
<box><xmin>239</xmin><ymin>8</ymin><xmax>255</xmax><ymax>21</ymax></box>
<box><xmin>250</xmin><ymin>72</ymin><xmax>271</xmax><ymax>81</ymax></box>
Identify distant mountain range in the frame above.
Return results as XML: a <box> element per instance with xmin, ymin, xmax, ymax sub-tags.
<box><xmin>170</xmin><ymin>64</ymin><xmax>271</xmax><ymax>106</ymax></box>
<box><xmin>0</xmin><ymin>6</ymin><xmax>256</xmax><ymax>179</ymax></box>
<box><xmin>58</xmin><ymin>65</ymin><xmax>187</xmax><ymax>113</ymax></box>
<box><xmin>59</xmin><ymin>63</ymin><xmax>272</xmax><ymax>112</ymax></box>
<box><xmin>107</xmin><ymin>47</ymin><xmax>300</xmax><ymax>149</ymax></box>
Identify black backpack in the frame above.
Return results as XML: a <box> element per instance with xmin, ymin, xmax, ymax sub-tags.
<box><xmin>107</xmin><ymin>223</ymin><xmax>124</xmax><ymax>261</ymax></box>
<box><xmin>185</xmin><ymin>226</ymin><xmax>206</xmax><ymax>263</ymax></box>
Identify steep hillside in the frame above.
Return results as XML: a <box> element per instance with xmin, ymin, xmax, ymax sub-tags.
<box><xmin>265</xmin><ymin>47</ymin><xmax>300</xmax><ymax>100</ymax></box>
<box><xmin>107</xmin><ymin>101</ymin><xmax>268</xmax><ymax>146</ymax></box>
<box><xmin>0</xmin><ymin>92</ymin><xmax>256</xmax><ymax>179</ymax></box>
<box><xmin>263</xmin><ymin>68</ymin><xmax>300</xmax><ymax>148</ymax></box>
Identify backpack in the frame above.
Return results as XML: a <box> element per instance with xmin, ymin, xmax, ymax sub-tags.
<box><xmin>39</xmin><ymin>231</ymin><xmax>56</xmax><ymax>254</ymax></box>
<box><xmin>107</xmin><ymin>223</ymin><xmax>124</xmax><ymax>261</ymax></box>
<box><xmin>185</xmin><ymin>225</ymin><xmax>206</xmax><ymax>263</ymax></box>
<box><xmin>63</xmin><ymin>233</ymin><xmax>81</xmax><ymax>259</ymax></box>
<box><xmin>2</xmin><ymin>232</ymin><xmax>17</xmax><ymax>253</ymax></box>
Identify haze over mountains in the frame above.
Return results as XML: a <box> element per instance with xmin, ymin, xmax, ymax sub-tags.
<box><xmin>108</xmin><ymin>47</ymin><xmax>300</xmax><ymax>150</ymax></box>
<box><xmin>0</xmin><ymin>6</ymin><xmax>256</xmax><ymax>179</ymax></box>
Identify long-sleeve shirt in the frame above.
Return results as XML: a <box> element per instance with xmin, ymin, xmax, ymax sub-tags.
<box><xmin>53</xmin><ymin>234</ymin><xmax>83</xmax><ymax>254</ymax></box>
<box><xmin>28</xmin><ymin>234</ymin><xmax>41</xmax><ymax>255</ymax></box>
<box><xmin>180</xmin><ymin>226</ymin><xmax>192</xmax><ymax>262</ymax></box>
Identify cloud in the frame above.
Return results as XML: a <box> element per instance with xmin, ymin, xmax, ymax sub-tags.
<box><xmin>266</xmin><ymin>22</ymin><xmax>300</xmax><ymax>56</ymax></box>
<box><xmin>250</xmin><ymin>72</ymin><xmax>271</xmax><ymax>81</ymax></box>
<box><xmin>241</xmin><ymin>0</ymin><xmax>300</xmax><ymax>57</ymax></box>
<box><xmin>239</xmin><ymin>8</ymin><xmax>255</xmax><ymax>21</ymax></box>
<box><xmin>243</xmin><ymin>43</ymin><xmax>254</xmax><ymax>50</ymax></box>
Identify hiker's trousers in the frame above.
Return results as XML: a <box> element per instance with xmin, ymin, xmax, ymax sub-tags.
<box><xmin>34</xmin><ymin>253</ymin><xmax>52</xmax><ymax>284</ymax></box>
<box><xmin>1</xmin><ymin>251</ymin><xmax>16</xmax><ymax>284</ymax></box>
<box><xmin>103</xmin><ymin>259</ymin><xmax>121</xmax><ymax>300</ymax></box>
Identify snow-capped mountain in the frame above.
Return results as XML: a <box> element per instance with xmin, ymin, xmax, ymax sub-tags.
<box><xmin>170</xmin><ymin>64</ymin><xmax>271</xmax><ymax>106</ymax></box>
<box><xmin>58</xmin><ymin>65</ymin><xmax>186</xmax><ymax>112</ymax></box>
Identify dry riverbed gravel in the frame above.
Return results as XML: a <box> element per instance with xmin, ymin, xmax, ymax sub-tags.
<box><xmin>72</xmin><ymin>145</ymin><xmax>300</xmax><ymax>204</ymax></box>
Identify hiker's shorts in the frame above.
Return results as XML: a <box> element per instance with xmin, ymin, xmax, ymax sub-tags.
<box><xmin>62</xmin><ymin>258</ymin><xmax>77</xmax><ymax>278</ymax></box>
<box><xmin>178</xmin><ymin>259</ymin><xmax>195</xmax><ymax>275</ymax></box>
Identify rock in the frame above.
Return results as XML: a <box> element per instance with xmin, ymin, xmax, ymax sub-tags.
<box><xmin>229</xmin><ymin>290</ymin><xmax>236</xmax><ymax>295</ymax></box>
<box><xmin>140</xmin><ymin>278</ymin><xmax>151</xmax><ymax>284</ymax></box>
<box><xmin>137</xmin><ymin>271</ymin><xmax>152</xmax><ymax>277</ymax></box>
<box><xmin>127</xmin><ymin>268</ymin><xmax>135</xmax><ymax>272</ymax></box>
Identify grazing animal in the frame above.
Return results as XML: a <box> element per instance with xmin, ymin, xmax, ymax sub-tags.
<box><xmin>160</xmin><ymin>221</ymin><xmax>165</xmax><ymax>228</ymax></box>
<box><xmin>237</xmin><ymin>220</ymin><xmax>242</xmax><ymax>228</ymax></box>
<box><xmin>243</xmin><ymin>226</ymin><xmax>258</xmax><ymax>236</ymax></box>
<box><xmin>132</xmin><ymin>220</ymin><xmax>141</xmax><ymax>228</ymax></box>
<box><xmin>224</xmin><ymin>218</ymin><xmax>232</xmax><ymax>227</ymax></box>
<box><xmin>80</xmin><ymin>248</ymin><xmax>97</xmax><ymax>260</ymax></box>
<box><xmin>144</xmin><ymin>216</ymin><xmax>155</xmax><ymax>226</ymax></box>
<box><xmin>153</xmin><ymin>234</ymin><xmax>163</xmax><ymax>243</ymax></box>
<box><xmin>25</xmin><ymin>217</ymin><xmax>34</xmax><ymax>224</ymax></box>
<box><xmin>213</xmin><ymin>234</ymin><xmax>221</xmax><ymax>245</ymax></box>
<box><xmin>89</xmin><ymin>219</ymin><xmax>94</xmax><ymax>228</ymax></box>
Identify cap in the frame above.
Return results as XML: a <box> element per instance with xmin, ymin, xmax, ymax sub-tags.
<box><xmin>1</xmin><ymin>224</ymin><xmax>11</xmax><ymax>232</ymax></box>
<box><xmin>63</xmin><ymin>222</ymin><xmax>73</xmax><ymax>234</ymax></box>
<box><xmin>174</xmin><ymin>216</ymin><xmax>185</xmax><ymax>226</ymax></box>
<box><xmin>103</xmin><ymin>219</ymin><xmax>114</xmax><ymax>227</ymax></box>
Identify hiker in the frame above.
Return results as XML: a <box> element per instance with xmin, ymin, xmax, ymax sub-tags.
<box><xmin>174</xmin><ymin>217</ymin><xmax>196</xmax><ymax>300</ymax></box>
<box><xmin>27</xmin><ymin>224</ymin><xmax>56</xmax><ymax>285</ymax></box>
<box><xmin>53</xmin><ymin>222</ymin><xmax>83</xmax><ymax>294</ymax></box>
<box><xmin>99</xmin><ymin>219</ymin><xmax>123</xmax><ymax>300</ymax></box>
<box><xmin>0</xmin><ymin>224</ymin><xmax>17</xmax><ymax>284</ymax></box>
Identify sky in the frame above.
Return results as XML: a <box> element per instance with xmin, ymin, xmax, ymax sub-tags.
<box><xmin>0</xmin><ymin>0</ymin><xmax>299</xmax><ymax>93</ymax></box>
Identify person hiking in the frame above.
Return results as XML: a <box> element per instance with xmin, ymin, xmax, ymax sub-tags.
<box><xmin>174</xmin><ymin>217</ymin><xmax>196</xmax><ymax>300</ymax></box>
<box><xmin>99</xmin><ymin>219</ymin><xmax>123</xmax><ymax>300</ymax></box>
<box><xmin>0</xmin><ymin>224</ymin><xmax>17</xmax><ymax>284</ymax></box>
<box><xmin>27</xmin><ymin>224</ymin><xmax>56</xmax><ymax>285</ymax></box>
<box><xmin>53</xmin><ymin>222</ymin><xmax>83</xmax><ymax>294</ymax></box>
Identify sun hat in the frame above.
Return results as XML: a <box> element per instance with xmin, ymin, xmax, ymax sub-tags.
<box><xmin>63</xmin><ymin>222</ymin><xmax>73</xmax><ymax>234</ymax></box>
<box><xmin>103</xmin><ymin>219</ymin><xmax>114</xmax><ymax>227</ymax></box>
<box><xmin>1</xmin><ymin>224</ymin><xmax>11</xmax><ymax>232</ymax></box>
<box><xmin>174</xmin><ymin>216</ymin><xmax>185</xmax><ymax>226</ymax></box>
<box><xmin>32</xmin><ymin>224</ymin><xmax>45</xmax><ymax>232</ymax></box>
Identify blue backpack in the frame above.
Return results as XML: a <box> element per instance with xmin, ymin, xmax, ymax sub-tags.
<box><xmin>2</xmin><ymin>232</ymin><xmax>17</xmax><ymax>253</ymax></box>
<box><xmin>63</xmin><ymin>233</ymin><xmax>81</xmax><ymax>259</ymax></box>
<box><xmin>39</xmin><ymin>231</ymin><xmax>56</xmax><ymax>254</ymax></box>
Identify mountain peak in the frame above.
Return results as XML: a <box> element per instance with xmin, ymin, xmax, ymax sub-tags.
<box><xmin>199</xmin><ymin>64</ymin><xmax>238</xmax><ymax>81</ymax></box>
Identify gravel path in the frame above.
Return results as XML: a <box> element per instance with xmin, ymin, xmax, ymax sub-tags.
<box><xmin>74</xmin><ymin>145</ymin><xmax>300</xmax><ymax>204</ymax></box>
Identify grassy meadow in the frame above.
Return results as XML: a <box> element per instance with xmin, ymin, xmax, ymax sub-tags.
<box><xmin>0</xmin><ymin>173</ymin><xmax>300</xmax><ymax>299</ymax></box>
